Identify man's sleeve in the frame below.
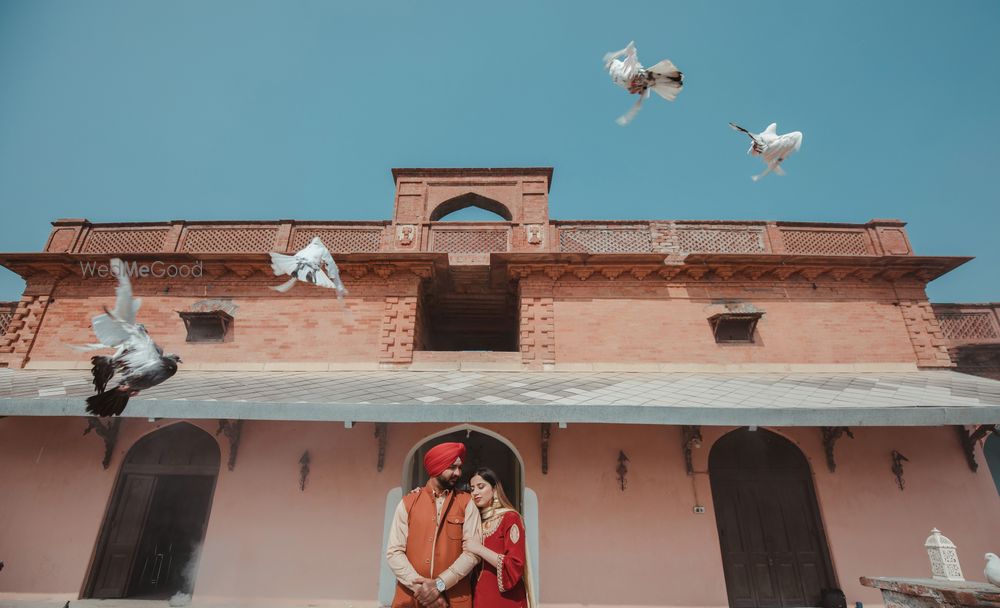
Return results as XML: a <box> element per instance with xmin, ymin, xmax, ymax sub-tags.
<box><xmin>386</xmin><ymin>500</ymin><xmax>422</xmax><ymax>591</ymax></box>
<box><xmin>438</xmin><ymin>499</ymin><xmax>483</xmax><ymax>589</ymax></box>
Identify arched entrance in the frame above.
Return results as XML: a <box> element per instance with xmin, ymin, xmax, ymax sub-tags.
<box><xmin>709</xmin><ymin>428</ymin><xmax>837</xmax><ymax>608</ymax></box>
<box><xmin>406</xmin><ymin>427</ymin><xmax>523</xmax><ymax>510</ymax></box>
<box><xmin>86</xmin><ymin>422</ymin><xmax>220</xmax><ymax>600</ymax></box>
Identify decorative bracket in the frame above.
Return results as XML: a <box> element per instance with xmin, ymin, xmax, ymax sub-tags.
<box><xmin>616</xmin><ymin>450</ymin><xmax>630</xmax><ymax>492</ymax></box>
<box><xmin>541</xmin><ymin>423</ymin><xmax>551</xmax><ymax>474</ymax></box>
<box><xmin>374</xmin><ymin>423</ymin><xmax>388</xmax><ymax>472</ymax></box>
<box><xmin>820</xmin><ymin>426</ymin><xmax>854</xmax><ymax>473</ymax></box>
<box><xmin>298</xmin><ymin>450</ymin><xmax>311</xmax><ymax>491</ymax></box>
<box><xmin>216</xmin><ymin>419</ymin><xmax>244</xmax><ymax>472</ymax></box>
<box><xmin>681</xmin><ymin>425</ymin><xmax>702</xmax><ymax>476</ymax></box>
<box><xmin>891</xmin><ymin>450</ymin><xmax>909</xmax><ymax>491</ymax></box>
<box><xmin>956</xmin><ymin>424</ymin><xmax>999</xmax><ymax>472</ymax></box>
<box><xmin>83</xmin><ymin>417</ymin><xmax>122</xmax><ymax>470</ymax></box>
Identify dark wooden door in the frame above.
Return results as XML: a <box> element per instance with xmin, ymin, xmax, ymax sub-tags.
<box><xmin>90</xmin><ymin>474</ymin><xmax>157</xmax><ymax>598</ymax></box>
<box><xmin>710</xmin><ymin>429</ymin><xmax>836</xmax><ymax>608</ymax></box>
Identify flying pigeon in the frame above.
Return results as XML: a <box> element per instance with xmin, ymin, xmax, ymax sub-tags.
<box><xmin>85</xmin><ymin>259</ymin><xmax>181</xmax><ymax>417</ymax></box>
<box><xmin>269</xmin><ymin>237</ymin><xmax>347</xmax><ymax>297</ymax></box>
<box><xmin>604</xmin><ymin>41</ymin><xmax>683</xmax><ymax>125</ymax></box>
<box><xmin>729</xmin><ymin>122</ymin><xmax>803</xmax><ymax>181</ymax></box>
<box><xmin>986</xmin><ymin>553</ymin><xmax>1000</xmax><ymax>587</ymax></box>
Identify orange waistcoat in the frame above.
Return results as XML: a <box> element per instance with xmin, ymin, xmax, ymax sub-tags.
<box><xmin>392</xmin><ymin>488</ymin><xmax>473</xmax><ymax>608</ymax></box>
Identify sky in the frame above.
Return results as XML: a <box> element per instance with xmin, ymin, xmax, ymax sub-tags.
<box><xmin>0</xmin><ymin>0</ymin><xmax>997</xmax><ymax>302</ymax></box>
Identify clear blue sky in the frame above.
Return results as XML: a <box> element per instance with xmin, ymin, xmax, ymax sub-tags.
<box><xmin>0</xmin><ymin>0</ymin><xmax>997</xmax><ymax>302</ymax></box>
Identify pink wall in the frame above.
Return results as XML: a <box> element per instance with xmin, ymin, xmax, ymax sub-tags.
<box><xmin>2</xmin><ymin>418</ymin><xmax>998</xmax><ymax>607</ymax></box>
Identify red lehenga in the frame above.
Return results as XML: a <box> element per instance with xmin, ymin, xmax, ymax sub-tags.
<box><xmin>473</xmin><ymin>510</ymin><xmax>530</xmax><ymax>608</ymax></box>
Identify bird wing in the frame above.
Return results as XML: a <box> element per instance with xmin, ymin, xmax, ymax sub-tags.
<box><xmin>117</xmin><ymin>327</ymin><xmax>164</xmax><ymax>377</ymax></box>
<box><xmin>605</xmin><ymin>41</ymin><xmax>642</xmax><ymax>86</ymax></box>
<box><xmin>91</xmin><ymin>313</ymin><xmax>135</xmax><ymax>348</ymax></box>
<box><xmin>646</xmin><ymin>59</ymin><xmax>683</xmax><ymax>100</ymax></box>
<box><xmin>762</xmin><ymin>132</ymin><xmax>802</xmax><ymax>165</ymax></box>
<box><xmin>730</xmin><ymin>123</ymin><xmax>765</xmax><ymax>155</ymax></box>
<box><xmin>109</xmin><ymin>258</ymin><xmax>141</xmax><ymax>324</ymax></box>
<box><xmin>269</xmin><ymin>252</ymin><xmax>301</xmax><ymax>277</ymax></box>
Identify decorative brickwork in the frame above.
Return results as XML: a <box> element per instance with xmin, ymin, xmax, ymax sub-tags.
<box><xmin>519</xmin><ymin>297</ymin><xmax>555</xmax><ymax>367</ymax></box>
<box><xmin>82</xmin><ymin>229</ymin><xmax>169</xmax><ymax>253</ymax></box>
<box><xmin>430</xmin><ymin>229</ymin><xmax>509</xmax><ymax>253</ymax></box>
<box><xmin>899</xmin><ymin>301</ymin><xmax>953</xmax><ymax>368</ymax></box>
<box><xmin>289</xmin><ymin>228</ymin><xmax>384</xmax><ymax>253</ymax></box>
<box><xmin>181</xmin><ymin>227</ymin><xmax>278</xmax><ymax>253</ymax></box>
<box><xmin>379</xmin><ymin>296</ymin><xmax>417</xmax><ymax>364</ymax></box>
<box><xmin>559</xmin><ymin>227</ymin><xmax>653</xmax><ymax>253</ymax></box>
<box><xmin>0</xmin><ymin>295</ymin><xmax>52</xmax><ymax>368</ymax></box>
<box><xmin>781</xmin><ymin>229</ymin><xmax>870</xmax><ymax>256</ymax></box>
<box><xmin>936</xmin><ymin>312</ymin><xmax>1000</xmax><ymax>342</ymax></box>
<box><xmin>675</xmin><ymin>227</ymin><xmax>766</xmax><ymax>254</ymax></box>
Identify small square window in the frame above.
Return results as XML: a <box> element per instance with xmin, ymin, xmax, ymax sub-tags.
<box><xmin>179</xmin><ymin>311</ymin><xmax>234</xmax><ymax>343</ymax></box>
<box><xmin>708</xmin><ymin>313</ymin><xmax>763</xmax><ymax>343</ymax></box>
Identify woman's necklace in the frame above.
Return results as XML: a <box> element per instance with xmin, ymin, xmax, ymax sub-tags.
<box><xmin>481</xmin><ymin>509</ymin><xmax>506</xmax><ymax>537</ymax></box>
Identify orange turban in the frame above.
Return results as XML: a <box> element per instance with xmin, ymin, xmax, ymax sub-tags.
<box><xmin>424</xmin><ymin>442</ymin><xmax>466</xmax><ymax>477</ymax></box>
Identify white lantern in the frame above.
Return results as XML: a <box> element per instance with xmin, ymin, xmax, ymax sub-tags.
<box><xmin>925</xmin><ymin>528</ymin><xmax>965</xmax><ymax>581</ymax></box>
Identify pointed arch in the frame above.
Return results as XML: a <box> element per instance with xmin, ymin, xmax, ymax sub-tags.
<box><xmin>430</xmin><ymin>193</ymin><xmax>513</xmax><ymax>222</ymax></box>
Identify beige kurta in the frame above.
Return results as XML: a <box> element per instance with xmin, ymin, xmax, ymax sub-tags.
<box><xmin>386</xmin><ymin>491</ymin><xmax>482</xmax><ymax>591</ymax></box>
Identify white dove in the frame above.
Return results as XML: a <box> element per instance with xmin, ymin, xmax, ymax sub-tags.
<box><xmin>986</xmin><ymin>553</ymin><xmax>1000</xmax><ymax>587</ymax></box>
<box><xmin>604</xmin><ymin>41</ymin><xmax>683</xmax><ymax>125</ymax></box>
<box><xmin>269</xmin><ymin>237</ymin><xmax>347</xmax><ymax>297</ymax></box>
<box><xmin>729</xmin><ymin>122</ymin><xmax>803</xmax><ymax>181</ymax></box>
<box><xmin>74</xmin><ymin>257</ymin><xmax>142</xmax><ymax>355</ymax></box>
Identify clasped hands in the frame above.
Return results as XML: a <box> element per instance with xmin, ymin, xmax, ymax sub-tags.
<box><xmin>413</xmin><ymin>577</ymin><xmax>448</xmax><ymax>608</ymax></box>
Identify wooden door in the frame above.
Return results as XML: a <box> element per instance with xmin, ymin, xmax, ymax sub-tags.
<box><xmin>710</xmin><ymin>429</ymin><xmax>836</xmax><ymax>608</ymax></box>
<box><xmin>90</xmin><ymin>474</ymin><xmax>157</xmax><ymax>598</ymax></box>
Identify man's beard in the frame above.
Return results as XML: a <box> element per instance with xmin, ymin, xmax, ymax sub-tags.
<box><xmin>437</xmin><ymin>473</ymin><xmax>459</xmax><ymax>489</ymax></box>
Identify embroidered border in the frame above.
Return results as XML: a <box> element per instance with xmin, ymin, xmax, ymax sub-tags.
<box><xmin>496</xmin><ymin>554</ymin><xmax>506</xmax><ymax>593</ymax></box>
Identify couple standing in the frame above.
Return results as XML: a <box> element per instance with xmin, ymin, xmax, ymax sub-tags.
<box><xmin>386</xmin><ymin>442</ymin><xmax>535</xmax><ymax>608</ymax></box>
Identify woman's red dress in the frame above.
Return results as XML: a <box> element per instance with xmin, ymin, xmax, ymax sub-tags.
<box><xmin>473</xmin><ymin>510</ymin><xmax>528</xmax><ymax>608</ymax></box>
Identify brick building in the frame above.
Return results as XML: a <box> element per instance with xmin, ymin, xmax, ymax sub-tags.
<box><xmin>0</xmin><ymin>167</ymin><xmax>998</xmax><ymax>608</ymax></box>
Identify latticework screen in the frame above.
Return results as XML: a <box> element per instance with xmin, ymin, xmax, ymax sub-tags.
<box><xmin>181</xmin><ymin>228</ymin><xmax>278</xmax><ymax>253</ymax></box>
<box><xmin>937</xmin><ymin>312</ymin><xmax>1000</xmax><ymax>342</ymax></box>
<box><xmin>0</xmin><ymin>311</ymin><xmax>13</xmax><ymax>337</ymax></box>
<box><xmin>81</xmin><ymin>229</ymin><xmax>168</xmax><ymax>253</ymax></box>
<box><xmin>781</xmin><ymin>230</ymin><xmax>869</xmax><ymax>256</ymax></box>
<box><xmin>675</xmin><ymin>228</ymin><xmax>765</xmax><ymax>253</ymax></box>
<box><xmin>431</xmin><ymin>229</ymin><xmax>509</xmax><ymax>253</ymax></box>
<box><xmin>559</xmin><ymin>228</ymin><xmax>652</xmax><ymax>253</ymax></box>
<box><xmin>290</xmin><ymin>228</ymin><xmax>383</xmax><ymax>253</ymax></box>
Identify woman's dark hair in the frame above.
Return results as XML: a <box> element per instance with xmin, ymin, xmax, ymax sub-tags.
<box><xmin>472</xmin><ymin>467</ymin><xmax>515</xmax><ymax>511</ymax></box>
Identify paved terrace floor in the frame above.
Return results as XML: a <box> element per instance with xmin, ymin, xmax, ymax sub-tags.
<box><xmin>2</xmin><ymin>368</ymin><xmax>1000</xmax><ymax>426</ymax></box>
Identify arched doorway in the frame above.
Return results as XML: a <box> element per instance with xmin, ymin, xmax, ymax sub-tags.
<box><xmin>86</xmin><ymin>422</ymin><xmax>220</xmax><ymax>600</ymax></box>
<box><xmin>709</xmin><ymin>428</ymin><xmax>837</xmax><ymax>608</ymax></box>
<box><xmin>406</xmin><ymin>427</ymin><xmax>523</xmax><ymax>510</ymax></box>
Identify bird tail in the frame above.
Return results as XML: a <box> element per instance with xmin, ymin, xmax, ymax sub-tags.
<box><xmin>270</xmin><ymin>277</ymin><xmax>298</xmax><ymax>293</ymax></box>
<box><xmin>86</xmin><ymin>389</ymin><xmax>130</xmax><ymax>417</ymax></box>
<box><xmin>90</xmin><ymin>355</ymin><xmax>115</xmax><ymax>394</ymax></box>
<box><xmin>269</xmin><ymin>252</ymin><xmax>300</xmax><ymax>277</ymax></box>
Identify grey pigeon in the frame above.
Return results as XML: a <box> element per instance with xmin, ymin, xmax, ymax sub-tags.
<box><xmin>85</xmin><ymin>259</ymin><xmax>181</xmax><ymax>417</ymax></box>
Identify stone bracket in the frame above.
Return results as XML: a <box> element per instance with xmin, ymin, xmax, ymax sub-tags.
<box><xmin>681</xmin><ymin>425</ymin><xmax>702</xmax><ymax>476</ymax></box>
<box><xmin>83</xmin><ymin>417</ymin><xmax>122</xmax><ymax>470</ymax></box>
<box><xmin>541</xmin><ymin>423</ymin><xmax>551</xmax><ymax>474</ymax></box>
<box><xmin>956</xmin><ymin>424</ymin><xmax>999</xmax><ymax>472</ymax></box>
<box><xmin>375</xmin><ymin>423</ymin><xmax>388</xmax><ymax>472</ymax></box>
<box><xmin>216</xmin><ymin>419</ymin><xmax>244</xmax><ymax>472</ymax></box>
<box><xmin>820</xmin><ymin>426</ymin><xmax>854</xmax><ymax>473</ymax></box>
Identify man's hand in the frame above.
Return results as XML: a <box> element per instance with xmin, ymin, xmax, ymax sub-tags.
<box><xmin>414</xmin><ymin>578</ymin><xmax>440</xmax><ymax>606</ymax></box>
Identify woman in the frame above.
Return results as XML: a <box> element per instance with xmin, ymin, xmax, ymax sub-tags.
<box><xmin>464</xmin><ymin>468</ymin><xmax>535</xmax><ymax>608</ymax></box>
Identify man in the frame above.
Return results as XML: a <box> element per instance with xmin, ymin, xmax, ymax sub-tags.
<box><xmin>387</xmin><ymin>442</ymin><xmax>482</xmax><ymax>608</ymax></box>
